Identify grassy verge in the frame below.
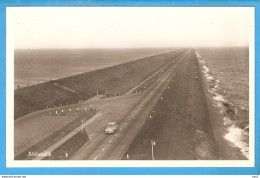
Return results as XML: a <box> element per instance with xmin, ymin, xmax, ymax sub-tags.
<box><xmin>123</xmin><ymin>50</ymin><xmax>218</xmax><ymax>160</ymax></box>
<box><xmin>15</xmin><ymin>110</ymin><xmax>96</xmax><ymax>160</ymax></box>
<box><xmin>15</xmin><ymin>50</ymin><xmax>185</xmax><ymax>119</ymax></box>
<box><xmin>44</xmin><ymin>129</ymin><xmax>89</xmax><ymax>160</ymax></box>
<box><xmin>131</xmin><ymin>60</ymin><xmax>176</xmax><ymax>94</ymax></box>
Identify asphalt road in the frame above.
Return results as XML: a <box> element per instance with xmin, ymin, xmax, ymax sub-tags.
<box><xmin>71</xmin><ymin>49</ymin><xmax>190</xmax><ymax>160</ymax></box>
<box><xmin>14</xmin><ymin>48</ymin><xmax>246</xmax><ymax>161</ymax></box>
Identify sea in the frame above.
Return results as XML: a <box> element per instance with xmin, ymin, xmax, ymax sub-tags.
<box><xmin>195</xmin><ymin>47</ymin><xmax>249</xmax><ymax>159</ymax></box>
<box><xmin>14</xmin><ymin>48</ymin><xmax>175</xmax><ymax>88</ymax></box>
<box><xmin>15</xmin><ymin>47</ymin><xmax>249</xmax><ymax>158</ymax></box>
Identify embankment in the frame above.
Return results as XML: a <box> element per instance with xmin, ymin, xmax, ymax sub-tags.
<box><xmin>195</xmin><ymin>51</ymin><xmax>248</xmax><ymax>159</ymax></box>
<box><xmin>15</xmin><ymin>49</ymin><xmax>186</xmax><ymax>119</ymax></box>
<box><xmin>122</xmin><ymin>49</ymin><xmax>246</xmax><ymax>160</ymax></box>
<box><xmin>15</xmin><ymin>110</ymin><xmax>96</xmax><ymax>160</ymax></box>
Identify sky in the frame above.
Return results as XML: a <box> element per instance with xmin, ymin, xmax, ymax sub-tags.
<box><xmin>9</xmin><ymin>7</ymin><xmax>253</xmax><ymax>49</ymax></box>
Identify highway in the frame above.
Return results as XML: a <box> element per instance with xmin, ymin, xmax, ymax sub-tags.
<box><xmin>71</xmin><ymin>49</ymin><xmax>190</xmax><ymax>160</ymax></box>
<box><xmin>14</xmin><ymin>48</ymin><xmax>246</xmax><ymax>161</ymax></box>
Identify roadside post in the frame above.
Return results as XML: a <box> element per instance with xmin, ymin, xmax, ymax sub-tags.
<box><xmin>151</xmin><ymin>140</ymin><xmax>156</xmax><ymax>160</ymax></box>
<box><xmin>81</xmin><ymin>120</ymin><xmax>84</xmax><ymax>132</ymax></box>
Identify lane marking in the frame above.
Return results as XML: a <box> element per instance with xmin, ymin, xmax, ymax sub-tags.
<box><xmin>94</xmin><ymin>157</ymin><xmax>98</xmax><ymax>160</ymax></box>
<box><xmin>109</xmin><ymin>140</ymin><xmax>112</xmax><ymax>143</ymax></box>
<box><xmin>102</xmin><ymin>148</ymin><xmax>105</xmax><ymax>151</ymax></box>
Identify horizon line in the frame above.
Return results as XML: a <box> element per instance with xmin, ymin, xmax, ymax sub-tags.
<box><xmin>14</xmin><ymin>46</ymin><xmax>249</xmax><ymax>50</ymax></box>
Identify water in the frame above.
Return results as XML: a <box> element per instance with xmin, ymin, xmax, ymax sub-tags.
<box><xmin>15</xmin><ymin>48</ymin><xmax>175</xmax><ymax>88</ymax></box>
<box><xmin>15</xmin><ymin>47</ymin><xmax>249</xmax><ymax>158</ymax></box>
<box><xmin>195</xmin><ymin>47</ymin><xmax>249</xmax><ymax>159</ymax></box>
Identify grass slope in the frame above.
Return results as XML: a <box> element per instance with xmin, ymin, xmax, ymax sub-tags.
<box><xmin>122</xmin><ymin>50</ymin><xmax>219</xmax><ymax>160</ymax></box>
<box><xmin>44</xmin><ymin>129</ymin><xmax>89</xmax><ymax>160</ymax></box>
<box><xmin>15</xmin><ymin>110</ymin><xmax>96</xmax><ymax>160</ymax></box>
<box><xmin>15</xmin><ymin>49</ymin><xmax>185</xmax><ymax>119</ymax></box>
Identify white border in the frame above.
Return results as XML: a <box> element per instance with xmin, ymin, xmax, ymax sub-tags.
<box><xmin>6</xmin><ymin>7</ymin><xmax>255</xmax><ymax>167</ymax></box>
<box><xmin>248</xmin><ymin>6</ymin><xmax>255</xmax><ymax>167</ymax></box>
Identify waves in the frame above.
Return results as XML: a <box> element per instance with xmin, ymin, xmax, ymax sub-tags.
<box><xmin>195</xmin><ymin>51</ymin><xmax>249</xmax><ymax>159</ymax></box>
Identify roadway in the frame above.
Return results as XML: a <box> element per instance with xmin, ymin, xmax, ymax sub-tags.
<box><xmin>71</xmin><ymin>49</ymin><xmax>190</xmax><ymax>160</ymax></box>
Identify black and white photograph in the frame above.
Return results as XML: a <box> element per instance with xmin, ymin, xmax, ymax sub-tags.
<box><xmin>6</xmin><ymin>7</ymin><xmax>254</xmax><ymax>167</ymax></box>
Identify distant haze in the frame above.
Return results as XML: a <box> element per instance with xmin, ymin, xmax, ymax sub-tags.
<box><xmin>9</xmin><ymin>7</ymin><xmax>252</xmax><ymax>49</ymax></box>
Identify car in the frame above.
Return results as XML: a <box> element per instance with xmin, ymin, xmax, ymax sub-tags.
<box><xmin>105</xmin><ymin>122</ymin><xmax>118</xmax><ymax>134</ymax></box>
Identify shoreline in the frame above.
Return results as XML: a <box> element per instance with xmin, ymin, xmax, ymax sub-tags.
<box><xmin>122</xmin><ymin>49</ymin><xmax>246</xmax><ymax>160</ymax></box>
<box><xmin>195</xmin><ymin>51</ymin><xmax>247</xmax><ymax>159</ymax></box>
<box><xmin>14</xmin><ymin>49</ymin><xmax>185</xmax><ymax>119</ymax></box>
<box><xmin>13</xmin><ymin>48</ymin><xmax>248</xmax><ymax>160</ymax></box>
<box><xmin>14</xmin><ymin>48</ymin><xmax>177</xmax><ymax>89</ymax></box>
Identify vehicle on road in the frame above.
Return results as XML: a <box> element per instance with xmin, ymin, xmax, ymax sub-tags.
<box><xmin>105</xmin><ymin>122</ymin><xmax>118</xmax><ymax>134</ymax></box>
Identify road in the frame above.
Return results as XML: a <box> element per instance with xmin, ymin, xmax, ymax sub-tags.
<box><xmin>126</xmin><ymin>50</ymin><xmax>185</xmax><ymax>94</ymax></box>
<box><xmin>71</xmin><ymin>49</ymin><xmax>190</xmax><ymax>160</ymax></box>
<box><xmin>14</xmin><ymin>48</ymin><xmax>246</xmax><ymax>161</ymax></box>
